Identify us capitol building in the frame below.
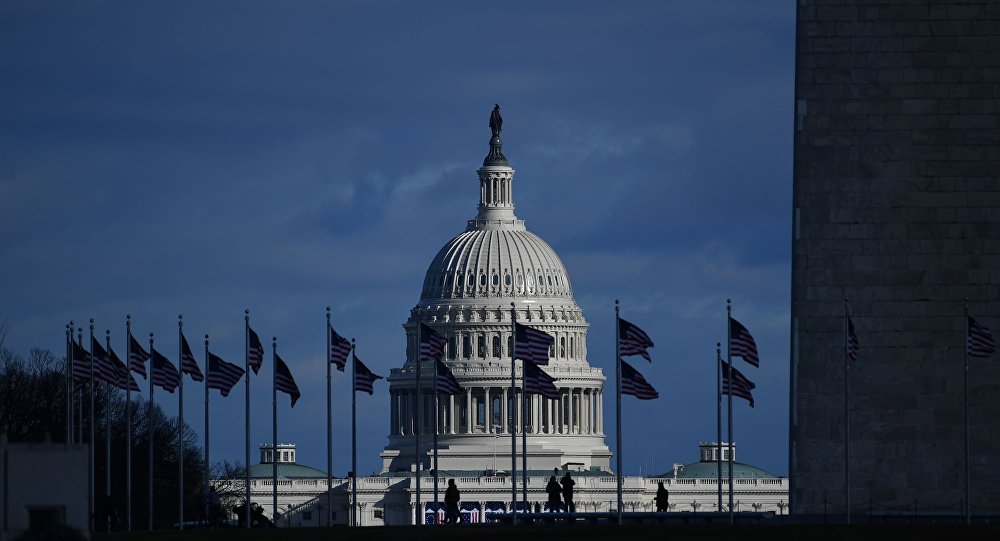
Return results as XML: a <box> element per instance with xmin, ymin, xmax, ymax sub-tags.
<box><xmin>231</xmin><ymin>107</ymin><xmax>787</xmax><ymax>526</ymax></box>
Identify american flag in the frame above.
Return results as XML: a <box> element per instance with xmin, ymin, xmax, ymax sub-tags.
<box><xmin>180</xmin><ymin>333</ymin><xmax>204</xmax><ymax>382</ymax></box>
<box><xmin>514</xmin><ymin>322</ymin><xmax>553</xmax><ymax>366</ymax></box>
<box><xmin>207</xmin><ymin>351</ymin><xmax>244</xmax><ymax>397</ymax></box>
<box><xmin>621</xmin><ymin>359</ymin><xmax>658</xmax><ymax>400</ymax></box>
<box><xmin>109</xmin><ymin>345</ymin><xmax>141</xmax><ymax>392</ymax></box>
<box><xmin>420</xmin><ymin>323</ymin><xmax>447</xmax><ymax>362</ymax></box>
<box><xmin>729</xmin><ymin>317</ymin><xmax>759</xmax><ymax>367</ymax></box>
<box><xmin>247</xmin><ymin>326</ymin><xmax>264</xmax><ymax>374</ymax></box>
<box><xmin>128</xmin><ymin>331</ymin><xmax>149</xmax><ymax>379</ymax></box>
<box><xmin>329</xmin><ymin>324</ymin><xmax>351</xmax><ymax>372</ymax></box>
<box><xmin>274</xmin><ymin>353</ymin><xmax>301</xmax><ymax>407</ymax></box>
<box><xmin>847</xmin><ymin>317</ymin><xmax>859</xmax><ymax>362</ymax></box>
<box><xmin>721</xmin><ymin>359</ymin><xmax>755</xmax><ymax>407</ymax></box>
<box><xmin>434</xmin><ymin>358</ymin><xmax>462</xmax><ymax>395</ymax></box>
<box><xmin>90</xmin><ymin>336</ymin><xmax>117</xmax><ymax>385</ymax></box>
<box><xmin>618</xmin><ymin>318</ymin><xmax>654</xmax><ymax>362</ymax></box>
<box><xmin>71</xmin><ymin>339</ymin><xmax>91</xmax><ymax>383</ymax></box>
<box><xmin>967</xmin><ymin>316</ymin><xmax>996</xmax><ymax>358</ymax></box>
<box><xmin>522</xmin><ymin>358</ymin><xmax>560</xmax><ymax>399</ymax></box>
<box><xmin>353</xmin><ymin>355</ymin><xmax>382</xmax><ymax>395</ymax></box>
<box><xmin>150</xmin><ymin>348</ymin><xmax>180</xmax><ymax>393</ymax></box>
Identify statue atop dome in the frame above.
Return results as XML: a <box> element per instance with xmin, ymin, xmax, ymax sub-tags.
<box><xmin>483</xmin><ymin>103</ymin><xmax>508</xmax><ymax>166</ymax></box>
<box><xmin>489</xmin><ymin>104</ymin><xmax>503</xmax><ymax>137</ymax></box>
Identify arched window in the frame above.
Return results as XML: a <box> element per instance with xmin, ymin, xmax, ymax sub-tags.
<box><xmin>449</xmin><ymin>336</ymin><xmax>458</xmax><ymax>359</ymax></box>
<box><xmin>479</xmin><ymin>273</ymin><xmax>487</xmax><ymax>287</ymax></box>
<box><xmin>504</xmin><ymin>274</ymin><xmax>512</xmax><ymax>286</ymax></box>
<box><xmin>463</xmin><ymin>334</ymin><xmax>471</xmax><ymax>358</ymax></box>
<box><xmin>492</xmin><ymin>335</ymin><xmax>501</xmax><ymax>357</ymax></box>
<box><xmin>560</xmin><ymin>337</ymin><xmax>566</xmax><ymax>357</ymax></box>
<box><xmin>478</xmin><ymin>333</ymin><xmax>486</xmax><ymax>357</ymax></box>
<box><xmin>491</xmin><ymin>273</ymin><xmax>499</xmax><ymax>286</ymax></box>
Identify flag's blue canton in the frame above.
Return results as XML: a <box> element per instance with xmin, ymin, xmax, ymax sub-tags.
<box><xmin>420</xmin><ymin>323</ymin><xmax>448</xmax><ymax>361</ymax></box>
<box><xmin>435</xmin><ymin>358</ymin><xmax>462</xmax><ymax>395</ymax></box>
<box><xmin>180</xmin><ymin>333</ymin><xmax>204</xmax><ymax>381</ymax></box>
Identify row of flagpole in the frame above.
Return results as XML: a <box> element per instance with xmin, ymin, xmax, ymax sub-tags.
<box><xmin>62</xmin><ymin>309</ymin><xmax>387</xmax><ymax>532</ymax></box>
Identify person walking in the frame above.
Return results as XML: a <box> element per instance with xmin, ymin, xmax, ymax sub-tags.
<box><xmin>561</xmin><ymin>472</ymin><xmax>576</xmax><ymax>513</ymax></box>
<box><xmin>546</xmin><ymin>475</ymin><xmax>563</xmax><ymax>512</ymax></box>
<box><xmin>444</xmin><ymin>479</ymin><xmax>461</xmax><ymax>524</ymax></box>
<box><xmin>655</xmin><ymin>481</ymin><xmax>670</xmax><ymax>512</ymax></box>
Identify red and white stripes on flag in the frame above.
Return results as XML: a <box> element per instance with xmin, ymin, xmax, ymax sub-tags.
<box><xmin>207</xmin><ymin>351</ymin><xmax>244</xmax><ymax>396</ymax></box>
<box><xmin>419</xmin><ymin>323</ymin><xmax>447</xmax><ymax>361</ymax></box>
<box><xmin>180</xmin><ymin>333</ymin><xmax>204</xmax><ymax>382</ymax></box>
<box><xmin>721</xmin><ymin>359</ymin><xmax>755</xmax><ymax>407</ymax></box>
<box><xmin>847</xmin><ymin>317</ymin><xmax>859</xmax><ymax>362</ymax></box>
<box><xmin>90</xmin><ymin>336</ymin><xmax>117</xmax><ymax>384</ymax></box>
<box><xmin>151</xmin><ymin>348</ymin><xmax>180</xmax><ymax>393</ymax></box>
<box><xmin>109</xmin><ymin>346</ymin><xmax>141</xmax><ymax>392</ymax></box>
<box><xmin>621</xmin><ymin>359</ymin><xmax>658</xmax><ymax>400</ymax></box>
<box><xmin>71</xmin><ymin>339</ymin><xmax>91</xmax><ymax>383</ymax></box>
<box><xmin>247</xmin><ymin>327</ymin><xmax>265</xmax><ymax>374</ymax></box>
<box><xmin>618</xmin><ymin>318</ymin><xmax>654</xmax><ymax>362</ymax></box>
<box><xmin>128</xmin><ymin>331</ymin><xmax>149</xmax><ymax>379</ymax></box>
<box><xmin>353</xmin><ymin>356</ymin><xmax>382</xmax><ymax>395</ymax></box>
<box><xmin>967</xmin><ymin>316</ymin><xmax>996</xmax><ymax>358</ymax></box>
<box><xmin>274</xmin><ymin>353</ymin><xmax>301</xmax><ymax>407</ymax></box>
<box><xmin>514</xmin><ymin>322</ymin><xmax>554</xmax><ymax>366</ymax></box>
<box><xmin>729</xmin><ymin>317</ymin><xmax>760</xmax><ymax>367</ymax></box>
<box><xmin>522</xmin><ymin>358</ymin><xmax>560</xmax><ymax>399</ymax></box>
<box><xmin>329</xmin><ymin>325</ymin><xmax>351</xmax><ymax>372</ymax></box>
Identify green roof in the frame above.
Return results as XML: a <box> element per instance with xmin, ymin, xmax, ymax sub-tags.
<box><xmin>248</xmin><ymin>463</ymin><xmax>328</xmax><ymax>479</ymax></box>
<box><xmin>653</xmin><ymin>461</ymin><xmax>777</xmax><ymax>480</ymax></box>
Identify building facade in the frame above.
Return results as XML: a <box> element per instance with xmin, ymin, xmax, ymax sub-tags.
<box><xmin>792</xmin><ymin>0</ymin><xmax>1000</xmax><ymax>517</ymax></box>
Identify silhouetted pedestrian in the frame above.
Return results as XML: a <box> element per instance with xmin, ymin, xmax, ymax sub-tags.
<box><xmin>444</xmin><ymin>479</ymin><xmax>461</xmax><ymax>524</ymax></box>
<box><xmin>561</xmin><ymin>472</ymin><xmax>575</xmax><ymax>512</ymax></box>
<box><xmin>546</xmin><ymin>475</ymin><xmax>562</xmax><ymax>512</ymax></box>
<box><xmin>655</xmin><ymin>481</ymin><xmax>669</xmax><ymax>512</ymax></box>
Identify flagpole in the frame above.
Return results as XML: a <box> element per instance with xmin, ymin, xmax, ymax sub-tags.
<box><xmin>716</xmin><ymin>342</ymin><xmax>722</xmax><ymax>513</ymax></box>
<box><xmin>204</xmin><ymin>334</ymin><xmax>210</xmax><ymax>527</ymax></box>
<box><xmin>178</xmin><ymin>315</ymin><xmax>185</xmax><ymax>531</ymax></box>
<box><xmin>125</xmin><ymin>315</ymin><xmax>133</xmax><ymax>532</ymax></box>
<box><xmin>615</xmin><ymin>300</ymin><xmax>623</xmax><ymax>525</ymax></box>
<box><xmin>521</xmin><ymin>358</ymin><xmax>527</xmax><ymax>512</ymax></box>
<box><xmin>414</xmin><ymin>310</ymin><xmax>421</xmax><ymax>523</ymax></box>
<box><xmin>105</xmin><ymin>330</ymin><xmax>113</xmax><ymax>533</ymax></box>
<box><xmin>66</xmin><ymin>322</ymin><xmax>73</xmax><ymax>444</ymax></box>
<box><xmin>244</xmin><ymin>310</ymin><xmax>251</xmax><ymax>529</ymax></box>
<box><xmin>272</xmin><ymin>337</ymin><xmax>278</xmax><ymax>528</ymax></box>
<box><xmin>726</xmin><ymin>299</ymin><xmax>734</xmax><ymax>524</ymax></box>
<box><xmin>78</xmin><ymin>326</ymin><xmax>84</xmax><ymax>447</ymax></box>
<box><xmin>510</xmin><ymin>303</ymin><xmax>518</xmax><ymax>524</ymax></box>
<box><xmin>963</xmin><ymin>299</ymin><xmax>970</xmax><ymax>526</ymax></box>
<box><xmin>88</xmin><ymin>319</ymin><xmax>96</xmax><ymax>533</ymax></box>
<box><xmin>148</xmin><ymin>331</ymin><xmax>155</xmax><ymax>532</ymax></box>
<box><xmin>351</xmin><ymin>339</ymin><xmax>357</xmax><ymax>527</ymax></box>
<box><xmin>326</xmin><ymin>307</ymin><xmax>333</xmax><ymax>527</ymax></box>
<box><xmin>844</xmin><ymin>298</ymin><xmax>851</xmax><ymax>525</ymax></box>
<box><xmin>433</xmin><ymin>335</ymin><xmax>440</xmax><ymax>509</ymax></box>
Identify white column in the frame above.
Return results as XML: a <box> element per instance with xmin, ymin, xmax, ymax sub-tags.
<box><xmin>515</xmin><ymin>389</ymin><xmax>522</xmax><ymax>434</ymax></box>
<box><xmin>449</xmin><ymin>394</ymin><xmax>456</xmax><ymax>434</ymax></box>
<box><xmin>534</xmin><ymin>394</ymin><xmax>541</xmax><ymax>434</ymax></box>
<box><xmin>569</xmin><ymin>389</ymin><xmax>575</xmax><ymax>434</ymax></box>
<box><xmin>501</xmin><ymin>387</ymin><xmax>508</xmax><ymax>434</ymax></box>
<box><xmin>483</xmin><ymin>387</ymin><xmax>491</xmax><ymax>434</ymax></box>
<box><xmin>466</xmin><ymin>388</ymin><xmax>473</xmax><ymax>434</ymax></box>
<box><xmin>391</xmin><ymin>391</ymin><xmax>399</xmax><ymax>435</ymax></box>
<box><xmin>597</xmin><ymin>390</ymin><xmax>603</xmax><ymax>434</ymax></box>
<box><xmin>547</xmin><ymin>397</ymin><xmax>553</xmax><ymax>434</ymax></box>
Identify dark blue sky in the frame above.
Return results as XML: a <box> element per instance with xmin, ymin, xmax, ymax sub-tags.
<box><xmin>0</xmin><ymin>1</ymin><xmax>795</xmax><ymax>476</ymax></box>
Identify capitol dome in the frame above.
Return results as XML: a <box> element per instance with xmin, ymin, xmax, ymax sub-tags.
<box><xmin>380</xmin><ymin>106</ymin><xmax>611</xmax><ymax>476</ymax></box>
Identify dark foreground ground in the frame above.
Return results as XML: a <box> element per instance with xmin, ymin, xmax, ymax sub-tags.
<box><xmin>93</xmin><ymin>522</ymin><xmax>1000</xmax><ymax>541</ymax></box>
